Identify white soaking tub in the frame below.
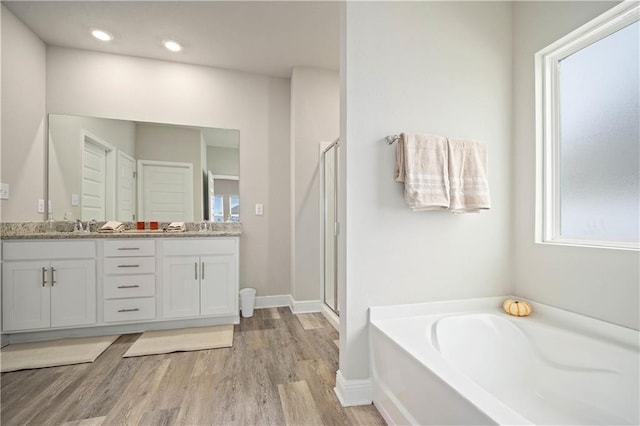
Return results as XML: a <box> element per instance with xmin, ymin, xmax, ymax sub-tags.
<box><xmin>369</xmin><ymin>297</ymin><xmax>639</xmax><ymax>425</ymax></box>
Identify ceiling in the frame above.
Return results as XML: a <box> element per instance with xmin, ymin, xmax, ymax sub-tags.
<box><xmin>2</xmin><ymin>1</ymin><xmax>340</xmax><ymax>78</ymax></box>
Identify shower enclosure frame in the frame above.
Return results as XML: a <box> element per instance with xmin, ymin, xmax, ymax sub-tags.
<box><xmin>321</xmin><ymin>138</ymin><xmax>340</xmax><ymax>316</ymax></box>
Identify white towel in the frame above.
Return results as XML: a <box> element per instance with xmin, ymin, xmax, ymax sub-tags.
<box><xmin>447</xmin><ymin>138</ymin><xmax>491</xmax><ymax>213</ymax></box>
<box><xmin>395</xmin><ymin>133</ymin><xmax>450</xmax><ymax>211</ymax></box>
<box><xmin>98</xmin><ymin>221</ymin><xmax>125</xmax><ymax>233</ymax></box>
<box><xmin>166</xmin><ymin>222</ymin><xmax>186</xmax><ymax>232</ymax></box>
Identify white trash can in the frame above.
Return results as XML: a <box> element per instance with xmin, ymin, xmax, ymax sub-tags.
<box><xmin>239</xmin><ymin>288</ymin><xmax>256</xmax><ymax>318</ymax></box>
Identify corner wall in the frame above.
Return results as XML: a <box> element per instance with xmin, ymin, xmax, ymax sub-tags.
<box><xmin>0</xmin><ymin>5</ymin><xmax>46</xmax><ymax>222</ymax></box>
<box><xmin>339</xmin><ymin>1</ymin><xmax>513</xmax><ymax>387</ymax></box>
<box><xmin>290</xmin><ymin>67</ymin><xmax>339</xmax><ymax>304</ymax></box>
<box><xmin>512</xmin><ymin>1</ymin><xmax>639</xmax><ymax>330</ymax></box>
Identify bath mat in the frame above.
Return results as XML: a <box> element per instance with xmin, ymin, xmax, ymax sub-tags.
<box><xmin>0</xmin><ymin>335</ymin><xmax>120</xmax><ymax>373</ymax></box>
<box><xmin>123</xmin><ymin>325</ymin><xmax>233</xmax><ymax>357</ymax></box>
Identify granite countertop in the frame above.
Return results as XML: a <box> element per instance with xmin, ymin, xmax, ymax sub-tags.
<box><xmin>0</xmin><ymin>221</ymin><xmax>242</xmax><ymax>240</ymax></box>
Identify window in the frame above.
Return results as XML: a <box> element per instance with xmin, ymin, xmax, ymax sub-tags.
<box><xmin>229</xmin><ymin>196</ymin><xmax>240</xmax><ymax>222</ymax></box>
<box><xmin>536</xmin><ymin>2</ymin><xmax>639</xmax><ymax>250</ymax></box>
<box><xmin>212</xmin><ymin>196</ymin><xmax>224</xmax><ymax>223</ymax></box>
<box><xmin>210</xmin><ymin>194</ymin><xmax>239</xmax><ymax>222</ymax></box>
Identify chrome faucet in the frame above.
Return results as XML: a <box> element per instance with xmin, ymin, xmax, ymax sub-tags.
<box><xmin>74</xmin><ymin>219</ymin><xmax>84</xmax><ymax>233</ymax></box>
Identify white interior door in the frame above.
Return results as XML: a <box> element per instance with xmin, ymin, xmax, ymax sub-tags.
<box><xmin>117</xmin><ymin>152</ymin><xmax>136</xmax><ymax>221</ymax></box>
<box><xmin>82</xmin><ymin>141</ymin><xmax>107</xmax><ymax>220</ymax></box>
<box><xmin>138</xmin><ymin>160</ymin><xmax>194</xmax><ymax>221</ymax></box>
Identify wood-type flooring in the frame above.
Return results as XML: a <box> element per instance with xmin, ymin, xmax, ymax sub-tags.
<box><xmin>1</xmin><ymin>308</ymin><xmax>385</xmax><ymax>426</ymax></box>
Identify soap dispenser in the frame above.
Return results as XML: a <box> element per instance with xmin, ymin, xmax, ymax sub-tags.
<box><xmin>47</xmin><ymin>213</ymin><xmax>55</xmax><ymax>232</ymax></box>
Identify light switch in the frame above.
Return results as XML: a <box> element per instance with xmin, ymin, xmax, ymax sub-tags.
<box><xmin>38</xmin><ymin>199</ymin><xmax>45</xmax><ymax>213</ymax></box>
<box><xmin>255</xmin><ymin>203</ymin><xmax>264</xmax><ymax>216</ymax></box>
<box><xmin>0</xmin><ymin>183</ymin><xmax>9</xmax><ymax>200</ymax></box>
<box><xmin>71</xmin><ymin>193</ymin><xmax>80</xmax><ymax>206</ymax></box>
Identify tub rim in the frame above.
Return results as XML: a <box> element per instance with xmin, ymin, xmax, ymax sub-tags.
<box><xmin>369</xmin><ymin>296</ymin><xmax>639</xmax><ymax>425</ymax></box>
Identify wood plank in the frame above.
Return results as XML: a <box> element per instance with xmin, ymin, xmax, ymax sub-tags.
<box><xmin>297</xmin><ymin>359</ymin><xmax>351</xmax><ymax>426</ymax></box>
<box><xmin>46</xmin><ymin>334</ymin><xmax>143</xmax><ymax>423</ymax></box>
<box><xmin>62</xmin><ymin>416</ymin><xmax>106</xmax><ymax>426</ymax></box>
<box><xmin>278</xmin><ymin>380</ymin><xmax>324</xmax><ymax>426</ymax></box>
<box><xmin>138</xmin><ymin>407</ymin><xmax>179</xmax><ymax>426</ymax></box>
<box><xmin>137</xmin><ymin>351</ymin><xmax>198</xmax><ymax>413</ymax></box>
<box><xmin>262</xmin><ymin>307</ymin><xmax>281</xmax><ymax>319</ymax></box>
<box><xmin>345</xmin><ymin>404</ymin><xmax>388</xmax><ymax>425</ymax></box>
<box><xmin>100</xmin><ymin>357</ymin><xmax>171</xmax><ymax>425</ymax></box>
<box><xmin>296</xmin><ymin>313</ymin><xmax>325</xmax><ymax>330</ymax></box>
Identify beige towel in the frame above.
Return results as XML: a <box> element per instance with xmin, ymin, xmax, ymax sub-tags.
<box><xmin>447</xmin><ymin>138</ymin><xmax>491</xmax><ymax>213</ymax></box>
<box><xmin>395</xmin><ymin>133</ymin><xmax>450</xmax><ymax>211</ymax></box>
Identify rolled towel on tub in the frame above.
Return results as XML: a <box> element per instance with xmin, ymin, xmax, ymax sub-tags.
<box><xmin>394</xmin><ymin>133</ymin><xmax>450</xmax><ymax>211</ymax></box>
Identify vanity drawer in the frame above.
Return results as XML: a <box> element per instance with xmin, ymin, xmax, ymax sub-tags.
<box><xmin>104</xmin><ymin>257</ymin><xmax>155</xmax><ymax>275</ymax></box>
<box><xmin>163</xmin><ymin>238</ymin><xmax>237</xmax><ymax>256</ymax></box>
<box><xmin>104</xmin><ymin>298</ymin><xmax>156</xmax><ymax>323</ymax></box>
<box><xmin>3</xmin><ymin>241</ymin><xmax>96</xmax><ymax>260</ymax></box>
<box><xmin>104</xmin><ymin>240</ymin><xmax>155</xmax><ymax>257</ymax></box>
<box><xmin>104</xmin><ymin>275</ymin><xmax>155</xmax><ymax>299</ymax></box>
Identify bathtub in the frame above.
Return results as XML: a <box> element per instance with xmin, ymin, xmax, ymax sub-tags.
<box><xmin>369</xmin><ymin>297</ymin><xmax>639</xmax><ymax>425</ymax></box>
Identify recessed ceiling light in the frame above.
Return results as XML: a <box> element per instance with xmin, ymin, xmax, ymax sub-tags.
<box><xmin>91</xmin><ymin>29</ymin><xmax>112</xmax><ymax>42</ymax></box>
<box><xmin>164</xmin><ymin>40</ymin><xmax>182</xmax><ymax>52</ymax></box>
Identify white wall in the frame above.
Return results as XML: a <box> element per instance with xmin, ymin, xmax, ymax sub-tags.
<box><xmin>207</xmin><ymin>146</ymin><xmax>239</xmax><ymax>176</ymax></box>
<box><xmin>0</xmin><ymin>5</ymin><xmax>46</xmax><ymax>222</ymax></box>
<box><xmin>290</xmin><ymin>67</ymin><xmax>340</xmax><ymax>303</ymax></box>
<box><xmin>339</xmin><ymin>1</ymin><xmax>513</xmax><ymax>382</ymax></box>
<box><xmin>48</xmin><ymin>114</ymin><xmax>136</xmax><ymax>220</ymax></box>
<box><xmin>512</xmin><ymin>1</ymin><xmax>639</xmax><ymax>330</ymax></box>
<box><xmin>40</xmin><ymin>46</ymin><xmax>291</xmax><ymax>298</ymax></box>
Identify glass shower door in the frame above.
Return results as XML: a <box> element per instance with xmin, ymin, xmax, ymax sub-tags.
<box><xmin>322</xmin><ymin>140</ymin><xmax>339</xmax><ymax>315</ymax></box>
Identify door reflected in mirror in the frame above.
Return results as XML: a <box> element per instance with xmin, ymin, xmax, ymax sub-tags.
<box><xmin>48</xmin><ymin>114</ymin><xmax>239</xmax><ymax>222</ymax></box>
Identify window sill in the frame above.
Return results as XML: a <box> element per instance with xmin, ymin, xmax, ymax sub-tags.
<box><xmin>536</xmin><ymin>237</ymin><xmax>639</xmax><ymax>251</ymax></box>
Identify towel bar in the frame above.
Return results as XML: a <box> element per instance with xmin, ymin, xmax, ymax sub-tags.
<box><xmin>386</xmin><ymin>134</ymin><xmax>400</xmax><ymax>145</ymax></box>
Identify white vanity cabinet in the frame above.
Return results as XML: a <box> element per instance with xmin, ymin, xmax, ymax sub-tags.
<box><xmin>1</xmin><ymin>241</ymin><xmax>96</xmax><ymax>332</ymax></box>
<box><xmin>162</xmin><ymin>238</ymin><xmax>238</xmax><ymax>319</ymax></box>
<box><xmin>102</xmin><ymin>239</ymin><xmax>156</xmax><ymax>323</ymax></box>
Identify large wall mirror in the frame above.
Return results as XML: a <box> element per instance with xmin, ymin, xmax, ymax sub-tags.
<box><xmin>48</xmin><ymin>114</ymin><xmax>240</xmax><ymax>223</ymax></box>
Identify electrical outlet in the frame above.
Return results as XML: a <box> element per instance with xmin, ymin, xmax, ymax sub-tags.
<box><xmin>71</xmin><ymin>194</ymin><xmax>80</xmax><ymax>206</ymax></box>
<box><xmin>255</xmin><ymin>203</ymin><xmax>264</xmax><ymax>216</ymax></box>
<box><xmin>38</xmin><ymin>199</ymin><xmax>45</xmax><ymax>213</ymax></box>
<box><xmin>0</xmin><ymin>183</ymin><xmax>9</xmax><ymax>200</ymax></box>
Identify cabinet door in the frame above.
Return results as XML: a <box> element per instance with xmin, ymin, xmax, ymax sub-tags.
<box><xmin>2</xmin><ymin>261</ymin><xmax>50</xmax><ymax>331</ymax></box>
<box><xmin>200</xmin><ymin>255</ymin><xmax>237</xmax><ymax>316</ymax></box>
<box><xmin>162</xmin><ymin>256</ymin><xmax>200</xmax><ymax>319</ymax></box>
<box><xmin>50</xmin><ymin>260</ymin><xmax>96</xmax><ymax>328</ymax></box>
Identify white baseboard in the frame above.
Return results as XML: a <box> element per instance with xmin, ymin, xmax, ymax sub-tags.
<box><xmin>288</xmin><ymin>295</ymin><xmax>322</xmax><ymax>313</ymax></box>
<box><xmin>320</xmin><ymin>303</ymin><xmax>339</xmax><ymax>331</ymax></box>
<box><xmin>254</xmin><ymin>294</ymin><xmax>291</xmax><ymax>309</ymax></box>
<box><xmin>334</xmin><ymin>370</ymin><xmax>373</xmax><ymax>407</ymax></box>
